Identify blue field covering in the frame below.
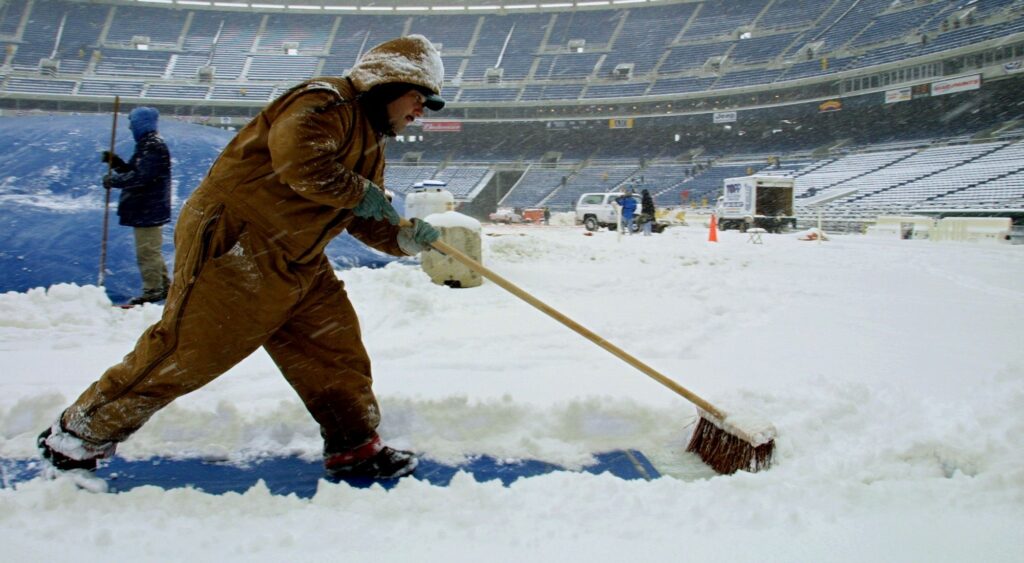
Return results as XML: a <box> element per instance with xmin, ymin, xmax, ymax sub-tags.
<box><xmin>1</xmin><ymin>451</ymin><xmax>659</xmax><ymax>495</ymax></box>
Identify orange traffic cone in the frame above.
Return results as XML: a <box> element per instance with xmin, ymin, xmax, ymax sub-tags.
<box><xmin>708</xmin><ymin>214</ymin><xmax>718</xmax><ymax>242</ymax></box>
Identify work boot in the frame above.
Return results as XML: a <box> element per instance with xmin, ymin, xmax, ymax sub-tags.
<box><xmin>128</xmin><ymin>287</ymin><xmax>168</xmax><ymax>306</ymax></box>
<box><xmin>324</xmin><ymin>435</ymin><xmax>418</xmax><ymax>479</ymax></box>
<box><xmin>37</xmin><ymin>420</ymin><xmax>116</xmax><ymax>472</ymax></box>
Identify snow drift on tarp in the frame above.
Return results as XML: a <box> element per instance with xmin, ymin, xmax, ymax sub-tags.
<box><xmin>0</xmin><ymin>114</ymin><xmax>401</xmax><ymax>302</ymax></box>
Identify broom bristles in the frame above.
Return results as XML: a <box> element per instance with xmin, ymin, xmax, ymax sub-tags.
<box><xmin>686</xmin><ymin>414</ymin><xmax>775</xmax><ymax>474</ymax></box>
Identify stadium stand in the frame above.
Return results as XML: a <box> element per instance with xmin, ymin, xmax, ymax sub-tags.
<box><xmin>0</xmin><ymin>0</ymin><xmax>1022</xmax><ymax>225</ymax></box>
<box><xmin>542</xmin><ymin>164</ymin><xmax>640</xmax><ymax>209</ymax></box>
<box><xmin>407</xmin><ymin>14</ymin><xmax>479</xmax><ymax>52</ymax></box>
<box><xmin>3</xmin><ymin>0</ymin><xmax>1021</xmax><ymax>103</ymax></box>
<box><xmin>729</xmin><ymin>32</ymin><xmax>800</xmax><ymax>65</ymax></box>
<box><xmin>77</xmin><ymin>80</ymin><xmax>144</xmax><ymax>97</ymax></box>
<box><xmin>794</xmin><ymin>151</ymin><xmax>918</xmax><ymax>198</ymax></box>
<box><xmin>682</xmin><ymin>0</ymin><xmax>767</xmax><ymax>41</ymax></box>
<box><xmin>757</xmin><ymin>0</ymin><xmax>832</xmax><ymax>31</ymax></box>
<box><xmin>206</xmin><ymin>13</ymin><xmax>262</xmax><ymax>81</ymax></box>
<box><xmin>0</xmin><ymin>0</ymin><xmax>26</xmax><ymax>37</ymax></box>
<box><xmin>105</xmin><ymin>5</ymin><xmax>187</xmax><ymax>47</ymax></box>
<box><xmin>499</xmin><ymin>165</ymin><xmax>574</xmax><ymax>210</ymax></box>
<box><xmin>518</xmin><ymin>83</ymin><xmax>585</xmax><ymax>101</ymax></box>
<box><xmin>144</xmin><ymin>84</ymin><xmax>210</xmax><ymax>100</ymax></box>
<box><xmin>95</xmin><ymin>50</ymin><xmax>172</xmax><ymax>78</ymax></box>
<box><xmin>601</xmin><ymin>4</ymin><xmax>697</xmax><ymax>77</ymax></box>
<box><xmin>257</xmin><ymin>14</ymin><xmax>334</xmax><ymax>53</ymax></box>
<box><xmin>383</xmin><ymin>165</ymin><xmax>441</xmax><ymax>195</ymax></box>
<box><xmin>458</xmin><ymin>86</ymin><xmax>521</xmax><ymax>103</ymax></box>
<box><xmin>208</xmin><ymin>84</ymin><xmax>274</xmax><ymax>102</ymax></box>
<box><xmin>431</xmin><ymin>166</ymin><xmax>492</xmax><ymax>198</ymax></box>
<box><xmin>247</xmin><ymin>55</ymin><xmax>320</xmax><ymax>82</ymax></box>
<box><xmin>854</xmin><ymin>140</ymin><xmax>1024</xmax><ymax>208</ymax></box>
<box><xmin>831</xmin><ymin>143</ymin><xmax>1009</xmax><ymax>204</ymax></box>
<box><xmin>4</xmin><ymin>76</ymin><xmax>75</xmax><ymax>94</ymax></box>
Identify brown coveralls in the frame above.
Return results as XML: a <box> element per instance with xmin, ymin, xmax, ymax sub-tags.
<box><xmin>63</xmin><ymin>77</ymin><xmax>409</xmax><ymax>452</ymax></box>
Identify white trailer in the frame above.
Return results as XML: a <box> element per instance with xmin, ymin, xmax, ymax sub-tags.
<box><xmin>715</xmin><ymin>175</ymin><xmax>797</xmax><ymax>233</ymax></box>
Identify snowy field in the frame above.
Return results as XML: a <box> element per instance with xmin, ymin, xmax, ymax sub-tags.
<box><xmin>1</xmin><ymin>223</ymin><xmax>1022</xmax><ymax>561</ymax></box>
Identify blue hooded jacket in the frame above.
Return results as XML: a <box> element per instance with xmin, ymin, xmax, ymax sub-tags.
<box><xmin>617</xmin><ymin>193</ymin><xmax>638</xmax><ymax>220</ymax></box>
<box><xmin>107</xmin><ymin>107</ymin><xmax>172</xmax><ymax>227</ymax></box>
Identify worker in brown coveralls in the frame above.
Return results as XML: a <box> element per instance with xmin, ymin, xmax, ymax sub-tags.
<box><xmin>39</xmin><ymin>35</ymin><xmax>446</xmax><ymax>480</ymax></box>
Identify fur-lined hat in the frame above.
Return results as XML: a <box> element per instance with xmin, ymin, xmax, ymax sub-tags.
<box><xmin>348</xmin><ymin>35</ymin><xmax>445</xmax><ymax>110</ymax></box>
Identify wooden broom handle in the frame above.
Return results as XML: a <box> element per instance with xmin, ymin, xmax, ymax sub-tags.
<box><xmin>401</xmin><ymin>218</ymin><xmax>725</xmax><ymax>420</ymax></box>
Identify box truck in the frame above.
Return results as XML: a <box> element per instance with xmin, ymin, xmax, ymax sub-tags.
<box><xmin>715</xmin><ymin>175</ymin><xmax>796</xmax><ymax>233</ymax></box>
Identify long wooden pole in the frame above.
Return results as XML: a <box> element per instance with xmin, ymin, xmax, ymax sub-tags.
<box><xmin>402</xmin><ymin>218</ymin><xmax>726</xmax><ymax>420</ymax></box>
<box><xmin>98</xmin><ymin>96</ymin><xmax>120</xmax><ymax>286</ymax></box>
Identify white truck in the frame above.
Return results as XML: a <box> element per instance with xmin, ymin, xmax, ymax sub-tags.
<box><xmin>575</xmin><ymin>192</ymin><xmax>643</xmax><ymax>232</ymax></box>
<box><xmin>715</xmin><ymin>175</ymin><xmax>797</xmax><ymax>233</ymax></box>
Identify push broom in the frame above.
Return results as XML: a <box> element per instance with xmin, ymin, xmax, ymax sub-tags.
<box><xmin>403</xmin><ymin>219</ymin><xmax>776</xmax><ymax>474</ymax></box>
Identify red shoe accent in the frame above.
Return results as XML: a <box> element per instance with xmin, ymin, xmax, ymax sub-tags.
<box><xmin>324</xmin><ymin>435</ymin><xmax>384</xmax><ymax>469</ymax></box>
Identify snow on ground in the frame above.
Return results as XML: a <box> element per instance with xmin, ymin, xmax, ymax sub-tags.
<box><xmin>1</xmin><ymin>224</ymin><xmax>1022</xmax><ymax>561</ymax></box>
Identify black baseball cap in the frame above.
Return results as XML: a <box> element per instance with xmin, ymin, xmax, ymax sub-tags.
<box><xmin>414</xmin><ymin>86</ymin><xmax>446</xmax><ymax>111</ymax></box>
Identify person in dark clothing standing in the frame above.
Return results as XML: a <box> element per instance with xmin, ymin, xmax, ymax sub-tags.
<box><xmin>102</xmin><ymin>107</ymin><xmax>172</xmax><ymax>305</ymax></box>
<box><xmin>640</xmin><ymin>189</ymin><xmax>656</xmax><ymax>236</ymax></box>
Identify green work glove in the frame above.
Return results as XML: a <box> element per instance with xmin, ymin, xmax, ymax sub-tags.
<box><xmin>398</xmin><ymin>218</ymin><xmax>440</xmax><ymax>255</ymax></box>
<box><xmin>352</xmin><ymin>180</ymin><xmax>400</xmax><ymax>225</ymax></box>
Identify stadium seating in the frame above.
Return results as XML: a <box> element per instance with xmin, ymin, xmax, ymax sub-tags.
<box><xmin>0</xmin><ymin>0</ymin><xmax>1022</xmax><ymax>218</ymax></box>
<box><xmin>407</xmin><ymin>14</ymin><xmax>479</xmax><ymax>52</ymax></box>
<box><xmin>836</xmin><ymin>143</ymin><xmax>1008</xmax><ymax>204</ymax></box>
<box><xmin>104</xmin><ymin>5</ymin><xmax>186</xmax><ymax>47</ymax></box>
<box><xmin>854</xmin><ymin>141</ymin><xmax>1024</xmax><ymax>208</ymax></box>
<box><xmin>2</xmin><ymin>0</ymin><xmax>1021</xmax><ymax>103</ymax></box>
<box><xmin>542</xmin><ymin>164</ymin><xmax>640</xmax><ymax>209</ymax></box>
<box><xmin>95</xmin><ymin>50</ymin><xmax>171</xmax><ymax>78</ymax></box>
<box><xmin>757</xmin><ymin>0</ymin><xmax>832</xmax><ymax>31</ymax></box>
<box><xmin>144</xmin><ymin>84</ymin><xmax>210</xmax><ymax>100</ymax></box>
<box><xmin>499</xmin><ymin>165</ymin><xmax>573</xmax><ymax>209</ymax></box>
<box><xmin>383</xmin><ymin>165</ymin><xmax>440</xmax><ymax>195</ymax></box>
<box><xmin>682</xmin><ymin>0</ymin><xmax>767</xmax><ymax>41</ymax></box>
<box><xmin>246</xmin><ymin>55</ymin><xmax>319</xmax><ymax>83</ymax></box>
<box><xmin>431</xmin><ymin>166</ymin><xmax>492</xmax><ymax>198</ymax></box>
<box><xmin>3</xmin><ymin>76</ymin><xmax>75</xmax><ymax>94</ymax></box>
<box><xmin>257</xmin><ymin>14</ymin><xmax>334</xmax><ymax>54</ymax></box>
<box><xmin>77</xmin><ymin>80</ymin><xmax>144</xmax><ymax>97</ymax></box>
<box><xmin>793</xmin><ymin>150</ymin><xmax>917</xmax><ymax>197</ymax></box>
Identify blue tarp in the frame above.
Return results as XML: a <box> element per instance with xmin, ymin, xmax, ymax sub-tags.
<box><xmin>1</xmin><ymin>451</ymin><xmax>659</xmax><ymax>495</ymax></box>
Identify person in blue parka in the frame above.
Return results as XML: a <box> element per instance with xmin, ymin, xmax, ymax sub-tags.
<box><xmin>102</xmin><ymin>107</ymin><xmax>172</xmax><ymax>305</ymax></box>
<box><xmin>616</xmin><ymin>189</ymin><xmax>638</xmax><ymax>234</ymax></box>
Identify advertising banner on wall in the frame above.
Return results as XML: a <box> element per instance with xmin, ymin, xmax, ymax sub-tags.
<box><xmin>713</xmin><ymin>111</ymin><xmax>737</xmax><ymax>123</ymax></box>
<box><xmin>930</xmin><ymin>74</ymin><xmax>981</xmax><ymax>96</ymax></box>
<box><xmin>422</xmin><ymin>121</ymin><xmax>463</xmax><ymax>132</ymax></box>
<box><xmin>609</xmin><ymin>118</ymin><xmax>634</xmax><ymax>129</ymax></box>
<box><xmin>885</xmin><ymin>87</ymin><xmax>912</xmax><ymax>104</ymax></box>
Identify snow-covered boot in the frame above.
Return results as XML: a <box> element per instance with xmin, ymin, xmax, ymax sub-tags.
<box><xmin>37</xmin><ymin>420</ymin><xmax>116</xmax><ymax>472</ymax></box>
<box><xmin>128</xmin><ymin>288</ymin><xmax>167</xmax><ymax>306</ymax></box>
<box><xmin>324</xmin><ymin>435</ymin><xmax>418</xmax><ymax>479</ymax></box>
